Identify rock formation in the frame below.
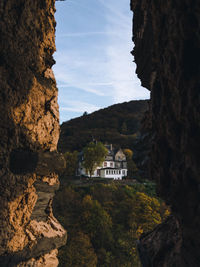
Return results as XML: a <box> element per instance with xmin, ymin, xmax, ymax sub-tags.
<box><xmin>1</xmin><ymin>0</ymin><xmax>200</xmax><ymax>265</ymax></box>
<box><xmin>0</xmin><ymin>0</ymin><xmax>66</xmax><ymax>266</ymax></box>
<box><xmin>131</xmin><ymin>0</ymin><xmax>200</xmax><ymax>266</ymax></box>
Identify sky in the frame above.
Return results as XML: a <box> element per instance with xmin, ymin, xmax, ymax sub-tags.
<box><xmin>53</xmin><ymin>0</ymin><xmax>150</xmax><ymax>123</ymax></box>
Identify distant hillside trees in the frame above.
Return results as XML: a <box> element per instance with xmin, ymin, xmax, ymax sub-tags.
<box><xmin>83</xmin><ymin>142</ymin><xmax>108</xmax><ymax>177</ymax></box>
<box><xmin>123</xmin><ymin>149</ymin><xmax>138</xmax><ymax>178</ymax></box>
<box><xmin>53</xmin><ymin>183</ymin><xmax>170</xmax><ymax>267</ymax></box>
<box><xmin>58</xmin><ymin>100</ymin><xmax>148</xmax><ymax>153</ymax></box>
<box><xmin>121</xmin><ymin>121</ymin><xmax>128</xmax><ymax>134</ymax></box>
<box><xmin>59</xmin><ymin>231</ymin><xmax>97</xmax><ymax>267</ymax></box>
<box><xmin>64</xmin><ymin>151</ymin><xmax>78</xmax><ymax>177</ymax></box>
<box><xmin>83</xmin><ymin>111</ymin><xmax>88</xmax><ymax>116</ymax></box>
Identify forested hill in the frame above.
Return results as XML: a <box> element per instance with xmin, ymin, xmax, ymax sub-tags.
<box><xmin>58</xmin><ymin>100</ymin><xmax>149</xmax><ymax>153</ymax></box>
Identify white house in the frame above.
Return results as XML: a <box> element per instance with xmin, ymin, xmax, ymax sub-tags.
<box><xmin>78</xmin><ymin>144</ymin><xmax>128</xmax><ymax>180</ymax></box>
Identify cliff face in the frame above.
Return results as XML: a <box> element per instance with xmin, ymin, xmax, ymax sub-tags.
<box><xmin>0</xmin><ymin>1</ymin><xmax>66</xmax><ymax>266</ymax></box>
<box><xmin>131</xmin><ymin>0</ymin><xmax>200</xmax><ymax>266</ymax></box>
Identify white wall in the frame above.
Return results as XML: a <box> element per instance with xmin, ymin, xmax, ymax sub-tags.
<box><xmin>100</xmin><ymin>169</ymin><xmax>123</xmax><ymax>180</ymax></box>
<box><xmin>78</xmin><ymin>160</ymin><xmax>127</xmax><ymax>179</ymax></box>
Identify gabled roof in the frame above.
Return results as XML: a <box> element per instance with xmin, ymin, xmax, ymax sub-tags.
<box><xmin>78</xmin><ymin>144</ymin><xmax>127</xmax><ymax>162</ymax></box>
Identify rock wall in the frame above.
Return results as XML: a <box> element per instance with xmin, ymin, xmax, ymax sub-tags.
<box><xmin>0</xmin><ymin>0</ymin><xmax>66</xmax><ymax>266</ymax></box>
<box><xmin>131</xmin><ymin>0</ymin><xmax>200</xmax><ymax>266</ymax></box>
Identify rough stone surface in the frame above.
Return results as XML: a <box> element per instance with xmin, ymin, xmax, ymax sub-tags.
<box><xmin>137</xmin><ymin>216</ymin><xmax>183</xmax><ymax>267</ymax></box>
<box><xmin>17</xmin><ymin>249</ymin><xmax>59</xmax><ymax>267</ymax></box>
<box><xmin>131</xmin><ymin>0</ymin><xmax>200</xmax><ymax>266</ymax></box>
<box><xmin>0</xmin><ymin>0</ymin><xmax>66</xmax><ymax>266</ymax></box>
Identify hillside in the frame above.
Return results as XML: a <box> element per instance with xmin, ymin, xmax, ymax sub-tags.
<box><xmin>58</xmin><ymin>100</ymin><xmax>149</xmax><ymax>153</ymax></box>
<box><xmin>53</xmin><ymin>181</ymin><xmax>169</xmax><ymax>267</ymax></box>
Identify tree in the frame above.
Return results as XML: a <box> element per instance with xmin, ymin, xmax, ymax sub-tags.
<box><xmin>121</xmin><ymin>121</ymin><xmax>128</xmax><ymax>134</ymax></box>
<box><xmin>81</xmin><ymin>195</ymin><xmax>113</xmax><ymax>249</ymax></box>
<box><xmin>83</xmin><ymin>142</ymin><xmax>108</xmax><ymax>177</ymax></box>
<box><xmin>58</xmin><ymin>231</ymin><xmax>97</xmax><ymax>267</ymax></box>
<box><xmin>123</xmin><ymin>149</ymin><xmax>133</xmax><ymax>160</ymax></box>
<box><xmin>128</xmin><ymin>192</ymin><xmax>163</xmax><ymax>237</ymax></box>
<box><xmin>64</xmin><ymin>151</ymin><xmax>78</xmax><ymax>176</ymax></box>
<box><xmin>123</xmin><ymin>149</ymin><xmax>138</xmax><ymax>178</ymax></box>
<box><xmin>83</xmin><ymin>111</ymin><xmax>88</xmax><ymax>116</ymax></box>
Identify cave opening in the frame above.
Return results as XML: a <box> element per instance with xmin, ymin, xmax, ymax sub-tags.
<box><xmin>52</xmin><ymin>1</ymin><xmax>169</xmax><ymax>267</ymax></box>
<box><xmin>1</xmin><ymin>0</ymin><xmax>199</xmax><ymax>266</ymax></box>
<box><xmin>53</xmin><ymin>0</ymin><xmax>150</xmax><ymax>123</ymax></box>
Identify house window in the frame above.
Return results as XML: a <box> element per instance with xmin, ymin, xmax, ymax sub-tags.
<box><xmin>110</xmin><ymin>162</ymin><xmax>113</xmax><ymax>167</ymax></box>
<box><xmin>119</xmin><ymin>170</ymin><xmax>121</xmax><ymax>174</ymax></box>
<box><xmin>104</xmin><ymin>162</ymin><xmax>107</xmax><ymax>167</ymax></box>
<box><xmin>116</xmin><ymin>162</ymin><xmax>120</xmax><ymax>168</ymax></box>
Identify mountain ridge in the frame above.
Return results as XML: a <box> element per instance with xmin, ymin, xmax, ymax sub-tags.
<box><xmin>58</xmin><ymin>100</ymin><xmax>149</xmax><ymax>153</ymax></box>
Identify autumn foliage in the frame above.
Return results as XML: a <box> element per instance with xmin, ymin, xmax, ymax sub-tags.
<box><xmin>53</xmin><ymin>182</ymin><xmax>170</xmax><ymax>266</ymax></box>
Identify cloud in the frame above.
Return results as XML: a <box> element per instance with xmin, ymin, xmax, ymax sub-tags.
<box><xmin>54</xmin><ymin>69</ymin><xmax>108</xmax><ymax>96</ymax></box>
<box><xmin>99</xmin><ymin>0</ymin><xmax>150</xmax><ymax>102</ymax></box>
<box><xmin>57</xmin><ymin>31</ymin><xmax>120</xmax><ymax>38</ymax></box>
<box><xmin>58</xmin><ymin>82</ymin><xmax>113</xmax><ymax>88</ymax></box>
<box><xmin>60</xmin><ymin>100</ymin><xmax>101</xmax><ymax>113</ymax></box>
<box><xmin>53</xmin><ymin>47</ymin><xmax>113</xmax><ymax>97</ymax></box>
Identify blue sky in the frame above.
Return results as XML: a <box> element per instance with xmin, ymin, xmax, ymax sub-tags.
<box><xmin>53</xmin><ymin>0</ymin><xmax>150</xmax><ymax>123</ymax></box>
